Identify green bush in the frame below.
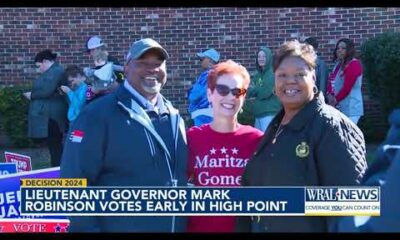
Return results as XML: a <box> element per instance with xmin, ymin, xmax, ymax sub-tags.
<box><xmin>361</xmin><ymin>32</ymin><xmax>400</xmax><ymax>117</ymax></box>
<box><xmin>357</xmin><ymin>116</ymin><xmax>385</xmax><ymax>143</ymax></box>
<box><xmin>0</xmin><ymin>85</ymin><xmax>37</xmax><ymax>148</ymax></box>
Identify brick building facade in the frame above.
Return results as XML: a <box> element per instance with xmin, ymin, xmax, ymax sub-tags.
<box><xmin>0</xmin><ymin>7</ymin><xmax>399</xmax><ymax>134</ymax></box>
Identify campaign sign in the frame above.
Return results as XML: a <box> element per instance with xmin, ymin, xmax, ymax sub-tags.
<box><xmin>0</xmin><ymin>219</ymin><xmax>69</xmax><ymax>233</ymax></box>
<box><xmin>4</xmin><ymin>152</ymin><xmax>32</xmax><ymax>172</ymax></box>
<box><xmin>0</xmin><ymin>163</ymin><xmax>17</xmax><ymax>176</ymax></box>
<box><xmin>0</xmin><ymin>167</ymin><xmax>62</xmax><ymax>219</ymax></box>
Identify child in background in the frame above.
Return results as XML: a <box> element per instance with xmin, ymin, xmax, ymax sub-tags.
<box><xmin>60</xmin><ymin>65</ymin><xmax>88</xmax><ymax>122</ymax></box>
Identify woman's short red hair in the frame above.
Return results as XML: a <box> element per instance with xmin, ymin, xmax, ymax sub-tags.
<box><xmin>207</xmin><ymin>60</ymin><xmax>250</xmax><ymax>91</ymax></box>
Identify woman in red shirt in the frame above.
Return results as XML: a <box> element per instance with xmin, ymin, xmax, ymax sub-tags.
<box><xmin>186</xmin><ymin>60</ymin><xmax>264</xmax><ymax>232</ymax></box>
<box><xmin>326</xmin><ymin>38</ymin><xmax>364</xmax><ymax>124</ymax></box>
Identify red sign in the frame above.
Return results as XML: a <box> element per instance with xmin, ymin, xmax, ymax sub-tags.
<box><xmin>4</xmin><ymin>152</ymin><xmax>32</xmax><ymax>172</ymax></box>
<box><xmin>0</xmin><ymin>219</ymin><xmax>69</xmax><ymax>233</ymax></box>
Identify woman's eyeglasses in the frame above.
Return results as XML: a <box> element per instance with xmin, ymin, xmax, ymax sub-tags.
<box><xmin>215</xmin><ymin>84</ymin><xmax>247</xmax><ymax>98</ymax></box>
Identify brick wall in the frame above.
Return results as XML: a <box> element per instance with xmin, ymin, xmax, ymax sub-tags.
<box><xmin>0</xmin><ymin>7</ymin><xmax>399</xmax><ymax>134</ymax></box>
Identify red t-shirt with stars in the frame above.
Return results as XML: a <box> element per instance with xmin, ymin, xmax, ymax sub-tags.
<box><xmin>186</xmin><ymin>124</ymin><xmax>264</xmax><ymax>232</ymax></box>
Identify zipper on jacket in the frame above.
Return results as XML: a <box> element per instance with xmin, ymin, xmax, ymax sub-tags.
<box><xmin>118</xmin><ymin>100</ymin><xmax>178</xmax><ymax>232</ymax></box>
<box><xmin>144</xmin><ymin>129</ymin><xmax>155</xmax><ymax>157</ymax></box>
<box><xmin>170</xmin><ymin>109</ymin><xmax>182</xmax><ymax>233</ymax></box>
<box><xmin>171</xmin><ymin>177</ymin><xmax>178</xmax><ymax>233</ymax></box>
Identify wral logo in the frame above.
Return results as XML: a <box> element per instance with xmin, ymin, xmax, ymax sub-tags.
<box><xmin>306</xmin><ymin>187</ymin><xmax>380</xmax><ymax>202</ymax></box>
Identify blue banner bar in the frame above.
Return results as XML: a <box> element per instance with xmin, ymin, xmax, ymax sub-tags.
<box><xmin>20</xmin><ymin>186</ymin><xmax>380</xmax><ymax>216</ymax></box>
<box><xmin>21</xmin><ymin>187</ymin><xmax>305</xmax><ymax>215</ymax></box>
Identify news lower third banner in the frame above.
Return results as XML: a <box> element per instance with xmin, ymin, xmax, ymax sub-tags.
<box><xmin>19</xmin><ymin>180</ymin><xmax>380</xmax><ymax>217</ymax></box>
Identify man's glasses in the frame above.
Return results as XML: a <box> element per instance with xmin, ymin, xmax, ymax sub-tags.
<box><xmin>215</xmin><ymin>84</ymin><xmax>247</xmax><ymax>98</ymax></box>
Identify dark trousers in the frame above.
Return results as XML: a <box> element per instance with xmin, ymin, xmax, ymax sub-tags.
<box><xmin>33</xmin><ymin>119</ymin><xmax>64</xmax><ymax>167</ymax></box>
<box><xmin>47</xmin><ymin>119</ymin><xmax>63</xmax><ymax>167</ymax></box>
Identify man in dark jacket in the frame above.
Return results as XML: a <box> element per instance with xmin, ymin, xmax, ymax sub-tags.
<box><xmin>61</xmin><ymin>38</ymin><xmax>188</xmax><ymax>232</ymax></box>
<box><xmin>335</xmin><ymin>109</ymin><xmax>400</xmax><ymax>232</ymax></box>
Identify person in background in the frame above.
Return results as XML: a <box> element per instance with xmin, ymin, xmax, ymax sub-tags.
<box><xmin>23</xmin><ymin>49</ymin><xmax>68</xmax><ymax>167</ymax></box>
<box><xmin>85</xmin><ymin>36</ymin><xmax>124</xmax><ymax>97</ymax></box>
<box><xmin>237</xmin><ymin>40</ymin><xmax>367</xmax><ymax>232</ymax></box>
<box><xmin>187</xmin><ymin>60</ymin><xmax>263</xmax><ymax>232</ymax></box>
<box><xmin>303</xmin><ymin>37</ymin><xmax>329</xmax><ymax>98</ymax></box>
<box><xmin>61</xmin><ymin>38</ymin><xmax>187</xmax><ymax>232</ymax></box>
<box><xmin>188</xmin><ymin>48</ymin><xmax>220</xmax><ymax>126</ymax></box>
<box><xmin>84</xmin><ymin>49</ymin><xmax>119</xmax><ymax>103</ymax></box>
<box><xmin>245</xmin><ymin>46</ymin><xmax>281</xmax><ymax>132</ymax></box>
<box><xmin>335</xmin><ymin>108</ymin><xmax>400</xmax><ymax>232</ymax></box>
<box><xmin>326</xmin><ymin>38</ymin><xmax>364</xmax><ymax>124</ymax></box>
<box><xmin>60</xmin><ymin>65</ymin><xmax>88</xmax><ymax>123</ymax></box>
<box><xmin>85</xmin><ymin>35</ymin><xmax>124</xmax><ymax>80</ymax></box>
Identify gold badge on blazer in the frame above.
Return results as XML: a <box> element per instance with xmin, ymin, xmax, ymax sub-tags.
<box><xmin>296</xmin><ymin>141</ymin><xmax>309</xmax><ymax>158</ymax></box>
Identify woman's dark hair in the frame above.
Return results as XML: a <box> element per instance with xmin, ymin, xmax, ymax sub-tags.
<box><xmin>65</xmin><ymin>65</ymin><xmax>84</xmax><ymax>78</ymax></box>
<box><xmin>273</xmin><ymin>40</ymin><xmax>316</xmax><ymax>72</ymax></box>
<box><xmin>304</xmin><ymin>37</ymin><xmax>318</xmax><ymax>50</ymax></box>
<box><xmin>332</xmin><ymin>38</ymin><xmax>356</xmax><ymax>64</ymax></box>
<box><xmin>34</xmin><ymin>49</ymin><xmax>58</xmax><ymax>63</ymax></box>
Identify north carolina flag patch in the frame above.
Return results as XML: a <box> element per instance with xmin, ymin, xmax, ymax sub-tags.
<box><xmin>69</xmin><ymin>130</ymin><xmax>84</xmax><ymax>143</ymax></box>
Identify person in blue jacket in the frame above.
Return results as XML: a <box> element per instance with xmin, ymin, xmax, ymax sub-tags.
<box><xmin>335</xmin><ymin>109</ymin><xmax>400</xmax><ymax>232</ymax></box>
<box><xmin>60</xmin><ymin>38</ymin><xmax>188</xmax><ymax>232</ymax></box>
<box><xmin>60</xmin><ymin>65</ymin><xmax>88</xmax><ymax>123</ymax></box>
<box><xmin>188</xmin><ymin>48</ymin><xmax>220</xmax><ymax>126</ymax></box>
